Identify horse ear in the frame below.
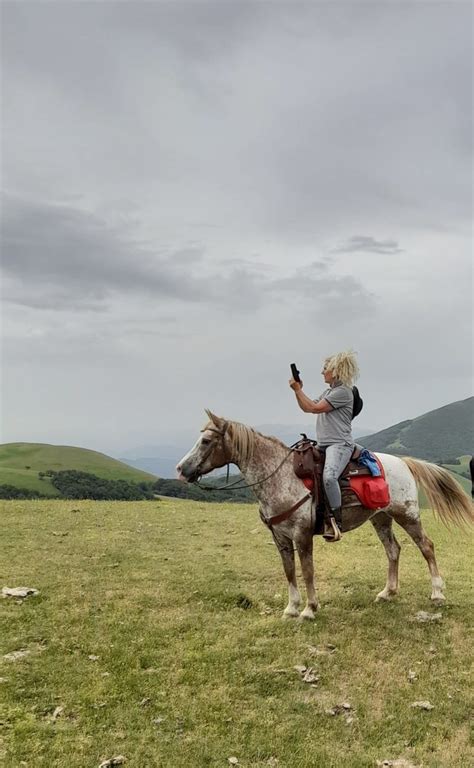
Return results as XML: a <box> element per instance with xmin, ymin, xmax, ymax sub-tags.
<box><xmin>205</xmin><ymin>409</ymin><xmax>223</xmax><ymax>427</ymax></box>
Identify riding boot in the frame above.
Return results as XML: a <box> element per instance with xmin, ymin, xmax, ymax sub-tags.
<box><xmin>322</xmin><ymin>508</ymin><xmax>342</xmax><ymax>542</ymax></box>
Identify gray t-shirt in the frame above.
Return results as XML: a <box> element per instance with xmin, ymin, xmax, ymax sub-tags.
<box><xmin>314</xmin><ymin>383</ymin><xmax>354</xmax><ymax>446</ymax></box>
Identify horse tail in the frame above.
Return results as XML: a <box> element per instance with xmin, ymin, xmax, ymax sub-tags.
<box><xmin>402</xmin><ymin>457</ymin><xmax>473</xmax><ymax>529</ymax></box>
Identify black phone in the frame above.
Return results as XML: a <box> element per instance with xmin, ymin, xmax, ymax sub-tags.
<box><xmin>290</xmin><ymin>363</ymin><xmax>301</xmax><ymax>383</ymax></box>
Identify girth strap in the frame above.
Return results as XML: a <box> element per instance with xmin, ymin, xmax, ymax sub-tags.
<box><xmin>266</xmin><ymin>492</ymin><xmax>312</xmax><ymax>528</ymax></box>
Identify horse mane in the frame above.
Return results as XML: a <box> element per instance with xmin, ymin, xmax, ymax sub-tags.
<box><xmin>203</xmin><ymin>418</ymin><xmax>288</xmax><ymax>467</ymax></box>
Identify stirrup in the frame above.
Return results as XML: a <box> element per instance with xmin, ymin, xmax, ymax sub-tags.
<box><xmin>323</xmin><ymin>516</ymin><xmax>342</xmax><ymax>542</ymax></box>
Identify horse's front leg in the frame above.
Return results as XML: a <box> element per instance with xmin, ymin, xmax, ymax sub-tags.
<box><xmin>276</xmin><ymin>540</ymin><xmax>301</xmax><ymax>618</ymax></box>
<box><xmin>295</xmin><ymin>533</ymin><xmax>319</xmax><ymax>620</ymax></box>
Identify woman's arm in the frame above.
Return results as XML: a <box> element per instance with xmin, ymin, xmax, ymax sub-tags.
<box><xmin>289</xmin><ymin>380</ymin><xmax>333</xmax><ymax>414</ymax></box>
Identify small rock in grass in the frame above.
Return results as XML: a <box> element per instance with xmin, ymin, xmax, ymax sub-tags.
<box><xmin>294</xmin><ymin>665</ymin><xmax>307</xmax><ymax>675</ymax></box>
<box><xmin>376</xmin><ymin>760</ymin><xmax>420</xmax><ymax>767</ymax></box>
<box><xmin>99</xmin><ymin>758</ymin><xmax>127</xmax><ymax>768</ymax></box>
<box><xmin>139</xmin><ymin>697</ymin><xmax>151</xmax><ymax>707</ymax></box>
<box><xmin>413</xmin><ymin>611</ymin><xmax>442</xmax><ymax>623</ymax></box>
<box><xmin>407</xmin><ymin>670</ymin><xmax>417</xmax><ymax>682</ymax></box>
<box><xmin>2</xmin><ymin>586</ymin><xmax>39</xmax><ymax>599</ymax></box>
<box><xmin>152</xmin><ymin>717</ymin><xmax>165</xmax><ymax>725</ymax></box>
<box><xmin>302</xmin><ymin>668</ymin><xmax>319</xmax><ymax>684</ymax></box>
<box><xmin>325</xmin><ymin>702</ymin><xmax>352</xmax><ymax>716</ymax></box>
<box><xmin>228</xmin><ymin>759</ymin><xmax>239</xmax><ymax>766</ymax></box>
<box><xmin>3</xmin><ymin>649</ymin><xmax>30</xmax><ymax>662</ymax></box>
<box><xmin>325</xmin><ymin>702</ymin><xmax>354</xmax><ymax>725</ymax></box>
<box><xmin>308</xmin><ymin>644</ymin><xmax>337</xmax><ymax>656</ymax></box>
<box><xmin>52</xmin><ymin>706</ymin><xmax>64</xmax><ymax>720</ymax></box>
<box><xmin>88</xmin><ymin>655</ymin><xmax>100</xmax><ymax>661</ymax></box>
<box><xmin>411</xmin><ymin>700</ymin><xmax>434</xmax><ymax>711</ymax></box>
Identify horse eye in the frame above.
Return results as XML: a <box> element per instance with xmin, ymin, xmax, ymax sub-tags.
<box><xmin>201</xmin><ymin>438</ymin><xmax>212</xmax><ymax>446</ymax></box>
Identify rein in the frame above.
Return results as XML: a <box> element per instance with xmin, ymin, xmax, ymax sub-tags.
<box><xmin>196</xmin><ymin>446</ymin><xmax>295</xmax><ymax>492</ymax></box>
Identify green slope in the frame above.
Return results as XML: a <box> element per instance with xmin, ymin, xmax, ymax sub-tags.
<box><xmin>361</xmin><ymin>397</ymin><xmax>474</xmax><ymax>461</ymax></box>
<box><xmin>0</xmin><ymin>442</ymin><xmax>157</xmax><ymax>496</ymax></box>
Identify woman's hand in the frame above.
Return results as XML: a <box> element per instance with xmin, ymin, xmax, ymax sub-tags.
<box><xmin>289</xmin><ymin>378</ymin><xmax>303</xmax><ymax>391</ymax></box>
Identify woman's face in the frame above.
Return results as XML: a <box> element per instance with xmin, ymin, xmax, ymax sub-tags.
<box><xmin>322</xmin><ymin>365</ymin><xmax>336</xmax><ymax>385</ymax></box>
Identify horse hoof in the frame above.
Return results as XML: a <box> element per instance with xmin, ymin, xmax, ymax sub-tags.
<box><xmin>375</xmin><ymin>590</ymin><xmax>397</xmax><ymax>602</ymax></box>
<box><xmin>282</xmin><ymin>608</ymin><xmax>300</xmax><ymax>619</ymax></box>
<box><xmin>431</xmin><ymin>593</ymin><xmax>446</xmax><ymax>603</ymax></box>
<box><xmin>298</xmin><ymin>608</ymin><xmax>316</xmax><ymax>621</ymax></box>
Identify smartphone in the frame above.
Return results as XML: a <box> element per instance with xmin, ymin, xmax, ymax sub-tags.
<box><xmin>290</xmin><ymin>363</ymin><xmax>301</xmax><ymax>383</ymax></box>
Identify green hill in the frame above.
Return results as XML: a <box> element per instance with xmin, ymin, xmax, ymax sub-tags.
<box><xmin>360</xmin><ymin>397</ymin><xmax>474</xmax><ymax>461</ymax></box>
<box><xmin>0</xmin><ymin>443</ymin><xmax>157</xmax><ymax>496</ymax></box>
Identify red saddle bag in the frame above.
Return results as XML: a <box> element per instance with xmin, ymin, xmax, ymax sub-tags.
<box><xmin>348</xmin><ymin>458</ymin><xmax>390</xmax><ymax>510</ymax></box>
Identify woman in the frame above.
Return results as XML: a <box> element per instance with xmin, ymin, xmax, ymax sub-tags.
<box><xmin>289</xmin><ymin>350</ymin><xmax>359</xmax><ymax>541</ymax></box>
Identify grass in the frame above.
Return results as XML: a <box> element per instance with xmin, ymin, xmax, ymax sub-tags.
<box><xmin>0</xmin><ymin>443</ymin><xmax>157</xmax><ymax>495</ymax></box>
<box><xmin>1</xmin><ymin>499</ymin><xmax>472</xmax><ymax>767</ymax></box>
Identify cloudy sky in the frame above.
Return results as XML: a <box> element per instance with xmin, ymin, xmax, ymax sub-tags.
<box><xmin>1</xmin><ymin>1</ymin><xmax>472</xmax><ymax>454</ymax></box>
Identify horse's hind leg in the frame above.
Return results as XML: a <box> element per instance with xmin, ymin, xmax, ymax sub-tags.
<box><xmin>371</xmin><ymin>512</ymin><xmax>401</xmax><ymax>602</ymax></box>
<box><xmin>391</xmin><ymin>507</ymin><xmax>445</xmax><ymax>602</ymax></box>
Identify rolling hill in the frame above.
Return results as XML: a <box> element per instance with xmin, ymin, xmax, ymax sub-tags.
<box><xmin>360</xmin><ymin>397</ymin><xmax>473</xmax><ymax>461</ymax></box>
<box><xmin>0</xmin><ymin>443</ymin><xmax>157</xmax><ymax>496</ymax></box>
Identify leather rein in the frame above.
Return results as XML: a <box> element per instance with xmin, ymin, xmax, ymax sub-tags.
<box><xmin>194</xmin><ymin>424</ymin><xmax>312</xmax><ymax>527</ymax></box>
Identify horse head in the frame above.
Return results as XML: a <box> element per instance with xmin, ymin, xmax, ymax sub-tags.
<box><xmin>176</xmin><ymin>410</ymin><xmax>232</xmax><ymax>482</ymax></box>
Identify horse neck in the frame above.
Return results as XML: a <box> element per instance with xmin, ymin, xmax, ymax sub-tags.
<box><xmin>238</xmin><ymin>432</ymin><xmax>293</xmax><ymax>505</ymax></box>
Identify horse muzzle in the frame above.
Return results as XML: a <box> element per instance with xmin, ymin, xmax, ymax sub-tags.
<box><xmin>176</xmin><ymin>463</ymin><xmax>200</xmax><ymax>484</ymax></box>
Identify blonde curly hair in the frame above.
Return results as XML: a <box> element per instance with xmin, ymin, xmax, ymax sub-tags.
<box><xmin>323</xmin><ymin>349</ymin><xmax>359</xmax><ymax>386</ymax></box>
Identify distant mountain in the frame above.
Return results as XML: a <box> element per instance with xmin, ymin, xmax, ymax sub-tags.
<box><xmin>120</xmin><ymin>456</ymin><xmax>178</xmax><ymax>479</ymax></box>
<box><xmin>0</xmin><ymin>442</ymin><xmax>157</xmax><ymax>496</ymax></box>
<box><xmin>359</xmin><ymin>397</ymin><xmax>474</xmax><ymax>461</ymax></box>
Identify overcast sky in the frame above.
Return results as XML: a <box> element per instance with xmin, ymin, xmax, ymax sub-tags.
<box><xmin>1</xmin><ymin>1</ymin><xmax>472</xmax><ymax>454</ymax></box>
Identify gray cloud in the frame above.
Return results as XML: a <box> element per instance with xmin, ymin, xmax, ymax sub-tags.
<box><xmin>1</xmin><ymin>195</ymin><xmax>259</xmax><ymax>310</ymax></box>
<box><xmin>2</xmin><ymin>194</ymin><xmax>374</xmax><ymax>316</ymax></box>
<box><xmin>332</xmin><ymin>236</ymin><xmax>403</xmax><ymax>255</ymax></box>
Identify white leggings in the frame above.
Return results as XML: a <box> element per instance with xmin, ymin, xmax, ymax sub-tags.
<box><xmin>322</xmin><ymin>442</ymin><xmax>353</xmax><ymax>510</ymax></box>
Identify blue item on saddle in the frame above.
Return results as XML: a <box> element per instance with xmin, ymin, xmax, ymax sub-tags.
<box><xmin>358</xmin><ymin>449</ymin><xmax>381</xmax><ymax>477</ymax></box>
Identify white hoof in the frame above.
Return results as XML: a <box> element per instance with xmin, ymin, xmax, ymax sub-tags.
<box><xmin>299</xmin><ymin>607</ymin><xmax>316</xmax><ymax>621</ymax></box>
<box><xmin>282</xmin><ymin>606</ymin><xmax>300</xmax><ymax>619</ymax></box>
<box><xmin>375</xmin><ymin>589</ymin><xmax>398</xmax><ymax>602</ymax></box>
<box><xmin>431</xmin><ymin>591</ymin><xmax>446</xmax><ymax>603</ymax></box>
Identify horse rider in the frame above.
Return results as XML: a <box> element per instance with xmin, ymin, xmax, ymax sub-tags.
<box><xmin>289</xmin><ymin>350</ymin><xmax>360</xmax><ymax>542</ymax></box>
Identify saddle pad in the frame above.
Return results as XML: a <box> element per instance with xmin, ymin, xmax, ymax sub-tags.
<box><xmin>348</xmin><ymin>457</ymin><xmax>390</xmax><ymax>510</ymax></box>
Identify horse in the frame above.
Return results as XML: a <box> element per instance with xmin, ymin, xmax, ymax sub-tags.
<box><xmin>176</xmin><ymin>410</ymin><xmax>473</xmax><ymax>621</ymax></box>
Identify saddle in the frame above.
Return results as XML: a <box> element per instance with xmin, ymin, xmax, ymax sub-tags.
<box><xmin>292</xmin><ymin>436</ymin><xmax>389</xmax><ymax>535</ymax></box>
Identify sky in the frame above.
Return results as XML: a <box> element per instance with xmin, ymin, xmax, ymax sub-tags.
<box><xmin>1</xmin><ymin>1</ymin><xmax>472</xmax><ymax>455</ymax></box>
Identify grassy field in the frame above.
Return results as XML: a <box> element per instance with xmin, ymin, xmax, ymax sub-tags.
<box><xmin>1</xmin><ymin>498</ymin><xmax>472</xmax><ymax>768</ymax></box>
<box><xmin>0</xmin><ymin>443</ymin><xmax>157</xmax><ymax>495</ymax></box>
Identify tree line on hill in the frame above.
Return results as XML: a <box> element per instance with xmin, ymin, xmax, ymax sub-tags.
<box><xmin>0</xmin><ymin>457</ymin><xmax>468</xmax><ymax>501</ymax></box>
<box><xmin>0</xmin><ymin>469</ymin><xmax>255</xmax><ymax>502</ymax></box>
